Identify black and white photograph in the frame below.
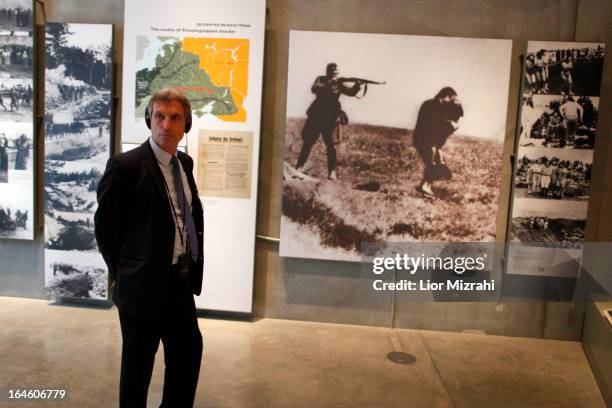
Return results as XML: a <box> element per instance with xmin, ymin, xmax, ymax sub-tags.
<box><xmin>519</xmin><ymin>94</ymin><xmax>599</xmax><ymax>149</ymax></box>
<box><xmin>511</xmin><ymin>198</ymin><xmax>587</xmax><ymax>246</ymax></box>
<box><xmin>43</xmin><ymin>23</ymin><xmax>112</xmax><ymax>300</ymax></box>
<box><xmin>280</xmin><ymin>31</ymin><xmax>512</xmax><ymax>261</ymax></box>
<box><xmin>514</xmin><ymin>147</ymin><xmax>592</xmax><ymax>202</ymax></box>
<box><xmin>0</xmin><ymin>182</ymin><xmax>33</xmax><ymax>239</ymax></box>
<box><xmin>0</xmin><ymin>34</ymin><xmax>33</xmax><ymax>122</ymax></box>
<box><xmin>523</xmin><ymin>41</ymin><xmax>605</xmax><ymax>96</ymax></box>
<box><xmin>0</xmin><ymin>121</ymin><xmax>32</xmax><ymax>183</ymax></box>
<box><xmin>0</xmin><ymin>35</ymin><xmax>33</xmax><ymax>77</ymax></box>
<box><xmin>45</xmin><ymin>249</ymin><xmax>108</xmax><ymax>299</ymax></box>
<box><xmin>0</xmin><ymin>0</ymin><xmax>32</xmax><ymax>33</ymax></box>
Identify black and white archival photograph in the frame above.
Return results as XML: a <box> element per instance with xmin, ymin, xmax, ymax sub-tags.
<box><xmin>0</xmin><ymin>121</ymin><xmax>32</xmax><ymax>183</ymax></box>
<box><xmin>43</xmin><ymin>22</ymin><xmax>112</xmax><ymax>300</ymax></box>
<box><xmin>0</xmin><ymin>35</ymin><xmax>33</xmax><ymax>77</ymax></box>
<box><xmin>519</xmin><ymin>94</ymin><xmax>599</xmax><ymax>150</ymax></box>
<box><xmin>511</xmin><ymin>197</ymin><xmax>587</xmax><ymax>246</ymax></box>
<box><xmin>0</xmin><ymin>0</ymin><xmax>32</xmax><ymax>32</ymax></box>
<box><xmin>0</xmin><ymin>34</ymin><xmax>33</xmax><ymax>122</ymax></box>
<box><xmin>523</xmin><ymin>41</ymin><xmax>605</xmax><ymax>96</ymax></box>
<box><xmin>45</xmin><ymin>249</ymin><xmax>108</xmax><ymax>299</ymax></box>
<box><xmin>0</xmin><ymin>182</ymin><xmax>33</xmax><ymax>239</ymax></box>
<box><xmin>280</xmin><ymin>30</ymin><xmax>512</xmax><ymax>261</ymax></box>
<box><xmin>514</xmin><ymin>147</ymin><xmax>592</xmax><ymax>201</ymax></box>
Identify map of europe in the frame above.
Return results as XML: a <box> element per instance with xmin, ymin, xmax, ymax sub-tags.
<box><xmin>135</xmin><ymin>36</ymin><xmax>249</xmax><ymax>122</ymax></box>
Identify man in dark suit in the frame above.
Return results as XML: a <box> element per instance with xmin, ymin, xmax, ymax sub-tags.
<box><xmin>95</xmin><ymin>88</ymin><xmax>204</xmax><ymax>408</ymax></box>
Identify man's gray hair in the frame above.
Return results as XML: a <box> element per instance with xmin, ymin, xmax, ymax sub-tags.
<box><xmin>148</xmin><ymin>88</ymin><xmax>192</xmax><ymax>124</ymax></box>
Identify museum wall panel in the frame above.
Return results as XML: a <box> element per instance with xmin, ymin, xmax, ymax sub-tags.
<box><xmin>0</xmin><ymin>0</ymin><xmax>610</xmax><ymax>340</ymax></box>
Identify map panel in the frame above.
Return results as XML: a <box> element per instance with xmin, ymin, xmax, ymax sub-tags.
<box><xmin>135</xmin><ymin>35</ymin><xmax>249</xmax><ymax>122</ymax></box>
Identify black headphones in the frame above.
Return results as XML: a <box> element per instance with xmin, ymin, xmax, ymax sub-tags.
<box><xmin>145</xmin><ymin>103</ymin><xmax>192</xmax><ymax>134</ymax></box>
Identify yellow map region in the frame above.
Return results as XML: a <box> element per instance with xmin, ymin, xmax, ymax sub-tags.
<box><xmin>182</xmin><ymin>38</ymin><xmax>249</xmax><ymax>122</ymax></box>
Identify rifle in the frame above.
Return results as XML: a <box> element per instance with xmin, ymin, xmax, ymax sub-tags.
<box><xmin>339</xmin><ymin>77</ymin><xmax>386</xmax><ymax>85</ymax></box>
<box><xmin>338</xmin><ymin>77</ymin><xmax>385</xmax><ymax>98</ymax></box>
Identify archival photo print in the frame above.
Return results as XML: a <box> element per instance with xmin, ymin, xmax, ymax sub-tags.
<box><xmin>519</xmin><ymin>94</ymin><xmax>599</xmax><ymax>150</ymax></box>
<box><xmin>0</xmin><ymin>121</ymin><xmax>32</xmax><ymax>184</ymax></box>
<box><xmin>280</xmin><ymin>30</ymin><xmax>512</xmax><ymax>261</ymax></box>
<box><xmin>0</xmin><ymin>0</ymin><xmax>33</xmax><ymax>32</ymax></box>
<box><xmin>511</xmin><ymin>197</ymin><xmax>587</xmax><ymax>246</ymax></box>
<box><xmin>514</xmin><ymin>147</ymin><xmax>592</xmax><ymax>202</ymax></box>
<box><xmin>43</xmin><ymin>22</ymin><xmax>113</xmax><ymax>300</ymax></box>
<box><xmin>523</xmin><ymin>41</ymin><xmax>605</xmax><ymax>96</ymax></box>
<box><xmin>0</xmin><ymin>35</ymin><xmax>33</xmax><ymax>122</ymax></box>
<box><xmin>0</xmin><ymin>182</ymin><xmax>33</xmax><ymax>239</ymax></box>
<box><xmin>45</xmin><ymin>249</ymin><xmax>108</xmax><ymax>299</ymax></box>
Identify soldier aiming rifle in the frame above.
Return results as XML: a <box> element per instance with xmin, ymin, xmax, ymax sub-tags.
<box><xmin>295</xmin><ymin>63</ymin><xmax>384</xmax><ymax>180</ymax></box>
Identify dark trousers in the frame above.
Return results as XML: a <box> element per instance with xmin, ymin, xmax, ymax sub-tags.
<box><xmin>296</xmin><ymin>115</ymin><xmax>337</xmax><ymax>175</ymax></box>
<box><xmin>118</xmin><ymin>272</ymin><xmax>203</xmax><ymax>408</ymax></box>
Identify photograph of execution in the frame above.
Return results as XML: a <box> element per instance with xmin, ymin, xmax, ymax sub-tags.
<box><xmin>43</xmin><ymin>23</ymin><xmax>113</xmax><ymax>300</ymax></box>
<box><xmin>281</xmin><ymin>30</ymin><xmax>512</xmax><ymax>261</ymax></box>
<box><xmin>0</xmin><ymin>0</ymin><xmax>32</xmax><ymax>32</ymax></box>
<box><xmin>0</xmin><ymin>182</ymin><xmax>33</xmax><ymax>239</ymax></box>
<box><xmin>523</xmin><ymin>41</ymin><xmax>605</xmax><ymax>96</ymax></box>
<box><xmin>0</xmin><ymin>121</ymin><xmax>32</xmax><ymax>183</ymax></box>
<box><xmin>514</xmin><ymin>147</ymin><xmax>592</xmax><ymax>201</ymax></box>
<box><xmin>511</xmin><ymin>197</ymin><xmax>587</xmax><ymax>246</ymax></box>
<box><xmin>519</xmin><ymin>94</ymin><xmax>599</xmax><ymax>149</ymax></box>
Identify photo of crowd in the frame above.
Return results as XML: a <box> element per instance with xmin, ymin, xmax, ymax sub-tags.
<box><xmin>519</xmin><ymin>94</ymin><xmax>598</xmax><ymax>149</ymax></box>
<box><xmin>0</xmin><ymin>0</ymin><xmax>32</xmax><ymax>32</ymax></box>
<box><xmin>514</xmin><ymin>151</ymin><xmax>591</xmax><ymax>201</ymax></box>
<box><xmin>0</xmin><ymin>36</ymin><xmax>33</xmax><ymax>122</ymax></box>
<box><xmin>0</xmin><ymin>43</ymin><xmax>33</xmax><ymax>73</ymax></box>
<box><xmin>524</xmin><ymin>43</ymin><xmax>605</xmax><ymax>96</ymax></box>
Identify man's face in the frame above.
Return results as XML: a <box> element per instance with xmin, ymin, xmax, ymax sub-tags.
<box><xmin>441</xmin><ymin>95</ymin><xmax>455</xmax><ymax>103</ymax></box>
<box><xmin>150</xmin><ymin>100</ymin><xmax>186</xmax><ymax>154</ymax></box>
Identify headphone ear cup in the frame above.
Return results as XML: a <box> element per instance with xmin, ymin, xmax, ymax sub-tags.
<box><xmin>145</xmin><ymin>105</ymin><xmax>152</xmax><ymax>129</ymax></box>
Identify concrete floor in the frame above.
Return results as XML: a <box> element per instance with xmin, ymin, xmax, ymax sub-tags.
<box><xmin>0</xmin><ymin>297</ymin><xmax>605</xmax><ymax>407</ymax></box>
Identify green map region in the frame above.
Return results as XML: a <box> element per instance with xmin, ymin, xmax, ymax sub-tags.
<box><xmin>135</xmin><ymin>39</ymin><xmax>237</xmax><ymax>119</ymax></box>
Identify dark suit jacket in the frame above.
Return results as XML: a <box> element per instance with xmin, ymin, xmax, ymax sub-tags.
<box><xmin>94</xmin><ymin>139</ymin><xmax>204</xmax><ymax>318</ymax></box>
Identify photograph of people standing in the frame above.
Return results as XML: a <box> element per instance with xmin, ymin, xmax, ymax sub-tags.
<box><xmin>412</xmin><ymin>86</ymin><xmax>463</xmax><ymax>196</ymax></box>
<box><xmin>295</xmin><ymin>63</ymin><xmax>361</xmax><ymax>180</ymax></box>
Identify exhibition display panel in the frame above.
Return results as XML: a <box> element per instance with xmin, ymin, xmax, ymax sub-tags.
<box><xmin>43</xmin><ymin>23</ymin><xmax>113</xmax><ymax>300</ymax></box>
<box><xmin>121</xmin><ymin>0</ymin><xmax>266</xmax><ymax>313</ymax></box>
<box><xmin>0</xmin><ymin>0</ymin><xmax>34</xmax><ymax>240</ymax></box>
<box><xmin>507</xmin><ymin>41</ymin><xmax>606</xmax><ymax>278</ymax></box>
<box><xmin>280</xmin><ymin>31</ymin><xmax>512</xmax><ymax>262</ymax></box>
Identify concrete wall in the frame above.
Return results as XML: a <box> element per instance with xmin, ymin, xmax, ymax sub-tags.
<box><xmin>254</xmin><ymin>0</ymin><xmax>612</xmax><ymax>341</ymax></box>
<box><xmin>0</xmin><ymin>0</ymin><xmax>611</xmax><ymax>340</ymax></box>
